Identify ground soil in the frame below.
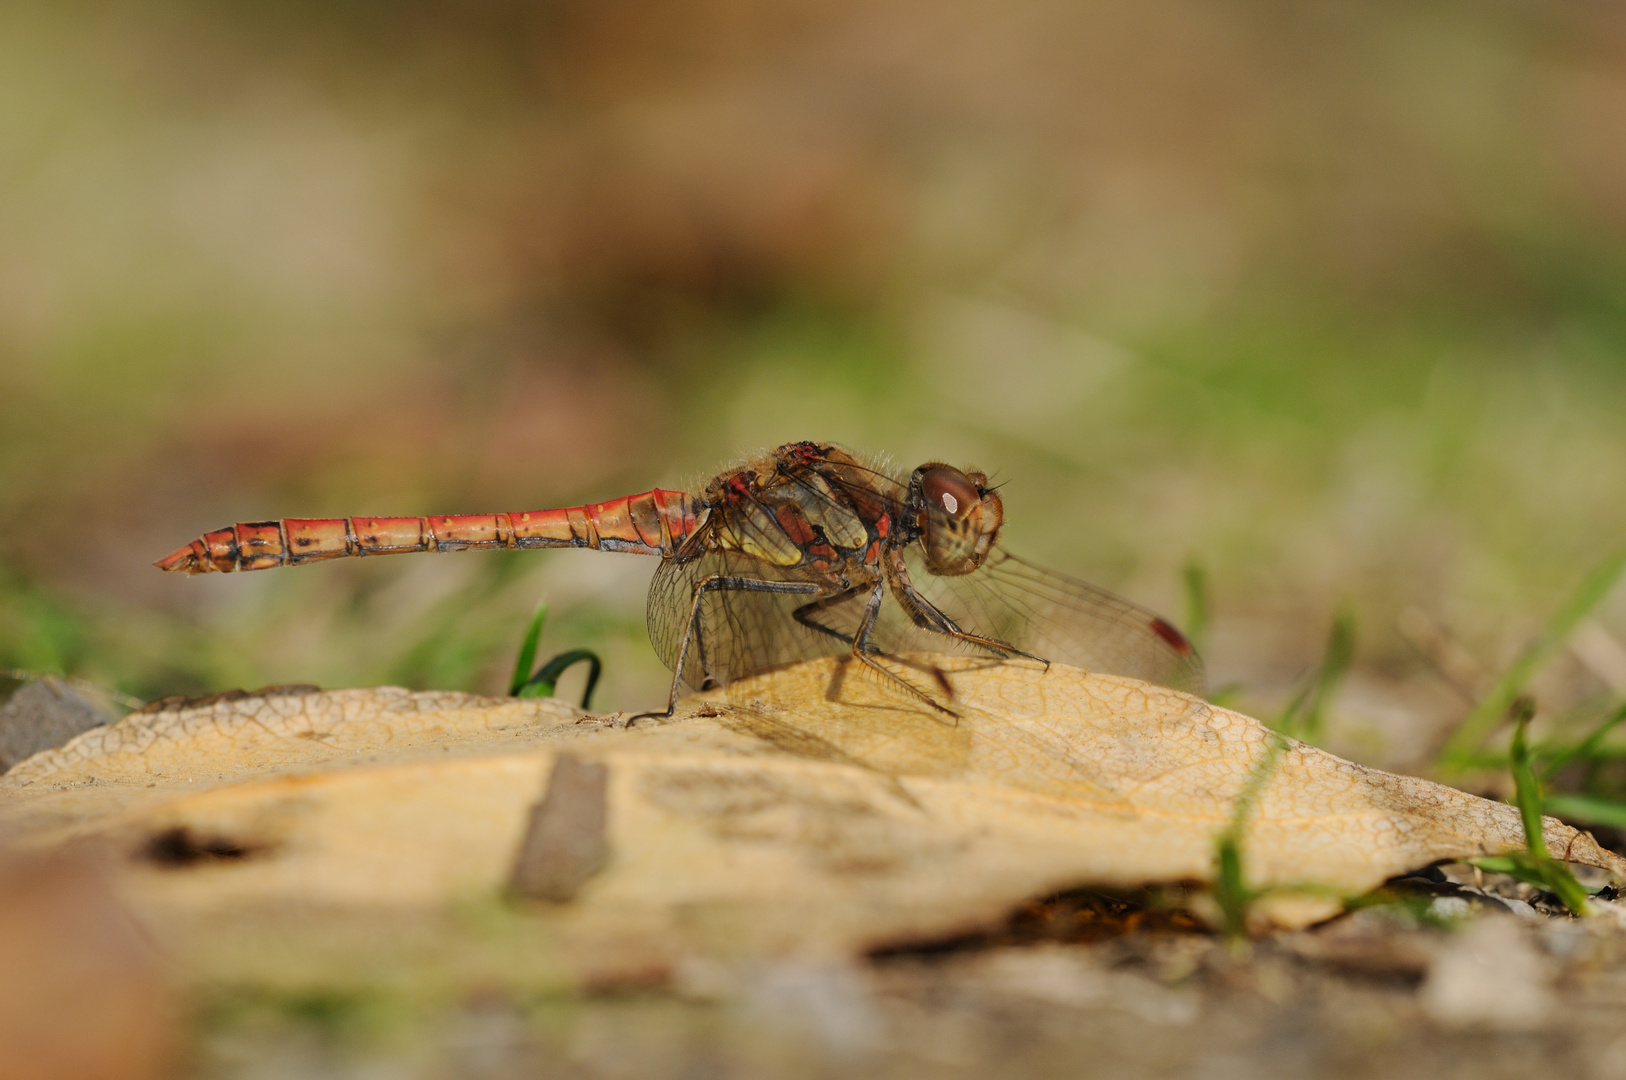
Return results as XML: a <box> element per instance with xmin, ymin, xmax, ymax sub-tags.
<box><xmin>189</xmin><ymin>869</ymin><xmax>1626</xmax><ymax>1080</ymax></box>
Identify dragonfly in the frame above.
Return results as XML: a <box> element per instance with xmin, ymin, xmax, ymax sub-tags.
<box><xmin>157</xmin><ymin>441</ymin><xmax>1203</xmax><ymax>713</ymax></box>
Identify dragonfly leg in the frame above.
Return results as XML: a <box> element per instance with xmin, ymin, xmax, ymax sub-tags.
<box><xmin>634</xmin><ymin>574</ymin><xmax>824</xmax><ymax>722</ymax></box>
<box><xmin>844</xmin><ymin>579</ymin><xmax>958</xmax><ymax>715</ymax></box>
<box><xmin>882</xmin><ymin>548</ymin><xmax>1049</xmax><ymax>668</ymax></box>
<box><xmin>791</xmin><ymin>580</ymin><xmax>956</xmax><ymax>713</ymax></box>
<box><xmin>790</xmin><ymin>583</ymin><xmax>872</xmax><ymax>646</ymax></box>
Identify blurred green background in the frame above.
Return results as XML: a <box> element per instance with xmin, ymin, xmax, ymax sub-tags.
<box><xmin>3</xmin><ymin>0</ymin><xmax>1625</xmax><ymax>767</ymax></box>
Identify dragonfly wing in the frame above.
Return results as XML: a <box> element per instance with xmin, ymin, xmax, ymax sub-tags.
<box><xmin>647</xmin><ymin>552</ymin><xmax>869</xmax><ymax>690</ymax></box>
<box><xmin>897</xmin><ymin>548</ymin><xmax>1206</xmax><ymax>695</ymax></box>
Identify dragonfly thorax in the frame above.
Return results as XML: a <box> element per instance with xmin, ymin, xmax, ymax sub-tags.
<box><xmin>909</xmin><ymin>464</ymin><xmax>1003</xmax><ymax>577</ymax></box>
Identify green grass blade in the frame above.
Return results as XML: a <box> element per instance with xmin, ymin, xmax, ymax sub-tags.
<box><xmin>1505</xmin><ymin>697</ymin><xmax>1592</xmax><ymax>914</ymax></box>
<box><xmin>1181</xmin><ymin>561</ymin><xmax>1210</xmax><ymax>657</ymax></box>
<box><xmin>1275</xmin><ymin>606</ymin><xmax>1355</xmax><ymax>741</ymax></box>
<box><xmin>1508</xmin><ymin>698</ymin><xmax>1546</xmax><ymax>858</ymax></box>
<box><xmin>1542</xmin><ymin>793</ymin><xmax>1626</xmax><ymax>830</ymax></box>
<box><xmin>1467</xmin><ymin>852</ymin><xmax>1590</xmax><ymax>912</ymax></box>
<box><xmin>1437</xmin><ymin>544</ymin><xmax>1626</xmax><ymax>770</ymax></box>
<box><xmin>1210</xmin><ymin>727</ymin><xmax>1290</xmax><ymax>938</ymax></box>
<box><xmin>1297</xmin><ymin>605</ymin><xmax>1355</xmax><ymax>742</ymax></box>
<box><xmin>1273</xmin><ymin>683</ymin><xmax>1311</xmax><ymax>734</ymax></box>
<box><xmin>1540</xmin><ymin>699</ymin><xmax>1626</xmax><ymax>781</ymax></box>
<box><xmin>508</xmin><ymin>603</ymin><xmax>549</xmax><ymax>697</ymax></box>
<box><xmin>516</xmin><ymin>648</ymin><xmax>603</xmax><ymax>709</ymax></box>
<box><xmin>1213</xmin><ymin>836</ymin><xmax>1248</xmax><ymax>940</ymax></box>
<box><xmin>1538</xmin><ymin>866</ymin><xmax>1593</xmax><ymax>913</ymax></box>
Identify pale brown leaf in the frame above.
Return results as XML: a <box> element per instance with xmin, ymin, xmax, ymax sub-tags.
<box><xmin>2</xmin><ymin>659</ymin><xmax>1619</xmax><ymax>987</ymax></box>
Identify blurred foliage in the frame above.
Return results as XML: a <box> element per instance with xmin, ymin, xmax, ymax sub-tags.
<box><xmin>1470</xmin><ymin>697</ymin><xmax>1591</xmax><ymax>915</ymax></box>
<box><xmin>1437</xmin><ymin>543</ymin><xmax>1626</xmax><ymax>769</ymax></box>
<box><xmin>1</xmin><ymin>0</ymin><xmax>1624</xmax><ymax>764</ymax></box>
<box><xmin>1274</xmin><ymin>606</ymin><xmax>1357</xmax><ymax>744</ymax></box>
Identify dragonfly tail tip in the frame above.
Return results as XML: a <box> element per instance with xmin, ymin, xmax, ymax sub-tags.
<box><xmin>155</xmin><ymin>542</ymin><xmax>210</xmax><ymax>575</ymax></box>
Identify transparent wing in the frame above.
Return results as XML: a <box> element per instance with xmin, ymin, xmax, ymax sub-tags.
<box><xmin>648</xmin><ymin>551</ymin><xmax>870</xmax><ymax>690</ymax></box>
<box><xmin>646</xmin><ymin>545</ymin><xmax>1203</xmax><ymax>696</ymax></box>
<box><xmin>895</xmin><ymin>548</ymin><xmax>1206</xmax><ymax>695</ymax></box>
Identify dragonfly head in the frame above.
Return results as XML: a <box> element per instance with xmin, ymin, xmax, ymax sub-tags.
<box><xmin>910</xmin><ymin>464</ymin><xmax>1003</xmax><ymax>576</ymax></box>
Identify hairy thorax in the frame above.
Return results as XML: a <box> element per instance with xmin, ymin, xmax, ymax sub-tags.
<box><xmin>695</xmin><ymin>445</ymin><xmax>902</xmax><ymax>580</ymax></box>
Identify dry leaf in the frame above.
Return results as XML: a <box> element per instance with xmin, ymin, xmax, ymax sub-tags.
<box><xmin>2</xmin><ymin>659</ymin><xmax>1620</xmax><ymax>988</ymax></box>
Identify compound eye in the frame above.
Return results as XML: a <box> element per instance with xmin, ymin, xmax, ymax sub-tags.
<box><xmin>920</xmin><ymin>468</ymin><xmax>979</xmax><ymax>519</ymax></box>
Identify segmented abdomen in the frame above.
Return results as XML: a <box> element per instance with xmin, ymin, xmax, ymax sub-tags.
<box><xmin>156</xmin><ymin>489</ymin><xmax>697</xmax><ymax>574</ymax></box>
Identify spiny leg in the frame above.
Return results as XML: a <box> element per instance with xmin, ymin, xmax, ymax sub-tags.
<box><xmin>793</xmin><ymin>582</ymin><xmax>956</xmax><ymax>712</ymax></box>
<box><xmin>883</xmin><ymin>549</ymin><xmax>1048</xmax><ymax>668</ymax></box>
<box><xmin>634</xmin><ymin>574</ymin><xmax>824</xmax><ymax>721</ymax></box>
<box><xmin>790</xmin><ymin>583</ymin><xmax>871</xmax><ymax>646</ymax></box>
<box><xmin>906</xmin><ymin>601</ymin><xmax>1048</xmax><ymax>667</ymax></box>
<box><xmin>845</xmin><ymin>579</ymin><xmax>958</xmax><ymax>715</ymax></box>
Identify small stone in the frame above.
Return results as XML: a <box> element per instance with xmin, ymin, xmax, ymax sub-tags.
<box><xmin>1536</xmin><ymin>919</ymin><xmax>1591</xmax><ymax>960</ymax></box>
<box><xmin>742</xmin><ymin>962</ymin><xmax>884</xmax><ymax>1055</ymax></box>
<box><xmin>0</xmin><ymin>678</ymin><xmax>111</xmax><ymax>774</ymax></box>
<box><xmin>1499</xmin><ymin>897</ymin><xmax>1538</xmax><ymax>919</ymax></box>
<box><xmin>1429</xmin><ymin>896</ymin><xmax>1470</xmax><ymax>921</ymax></box>
<box><xmin>969</xmin><ymin>946</ymin><xmax>1199</xmax><ymax>1025</ymax></box>
<box><xmin>1587</xmin><ymin>897</ymin><xmax>1626</xmax><ymax>931</ymax></box>
<box><xmin>1420</xmin><ymin>916</ymin><xmax>1554</xmax><ymax>1029</ymax></box>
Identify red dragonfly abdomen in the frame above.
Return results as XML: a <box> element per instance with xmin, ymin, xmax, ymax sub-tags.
<box><xmin>156</xmin><ymin>489</ymin><xmax>698</xmax><ymax>575</ymax></box>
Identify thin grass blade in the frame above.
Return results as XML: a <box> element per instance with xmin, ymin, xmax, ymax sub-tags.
<box><xmin>1542</xmin><ymin>793</ymin><xmax>1626</xmax><ymax>831</ymax></box>
<box><xmin>1438</xmin><ymin>544</ymin><xmax>1626</xmax><ymax>771</ymax></box>
<box><xmin>1275</xmin><ymin>606</ymin><xmax>1355</xmax><ymax>741</ymax></box>
<box><xmin>1540</xmin><ymin>700</ymin><xmax>1626</xmax><ymax>781</ymax></box>
<box><xmin>508</xmin><ymin>603</ymin><xmax>549</xmax><ymax>697</ymax></box>
<box><xmin>1181</xmin><ymin>561</ymin><xmax>1210</xmax><ymax>658</ymax></box>
<box><xmin>516</xmin><ymin>648</ymin><xmax>602</xmax><ymax>709</ymax></box>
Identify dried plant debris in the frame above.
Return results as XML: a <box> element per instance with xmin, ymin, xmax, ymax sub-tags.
<box><xmin>1</xmin><ymin>658</ymin><xmax>1621</xmax><ymax>991</ymax></box>
<box><xmin>870</xmin><ymin>888</ymin><xmax>1208</xmax><ymax>958</ymax></box>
